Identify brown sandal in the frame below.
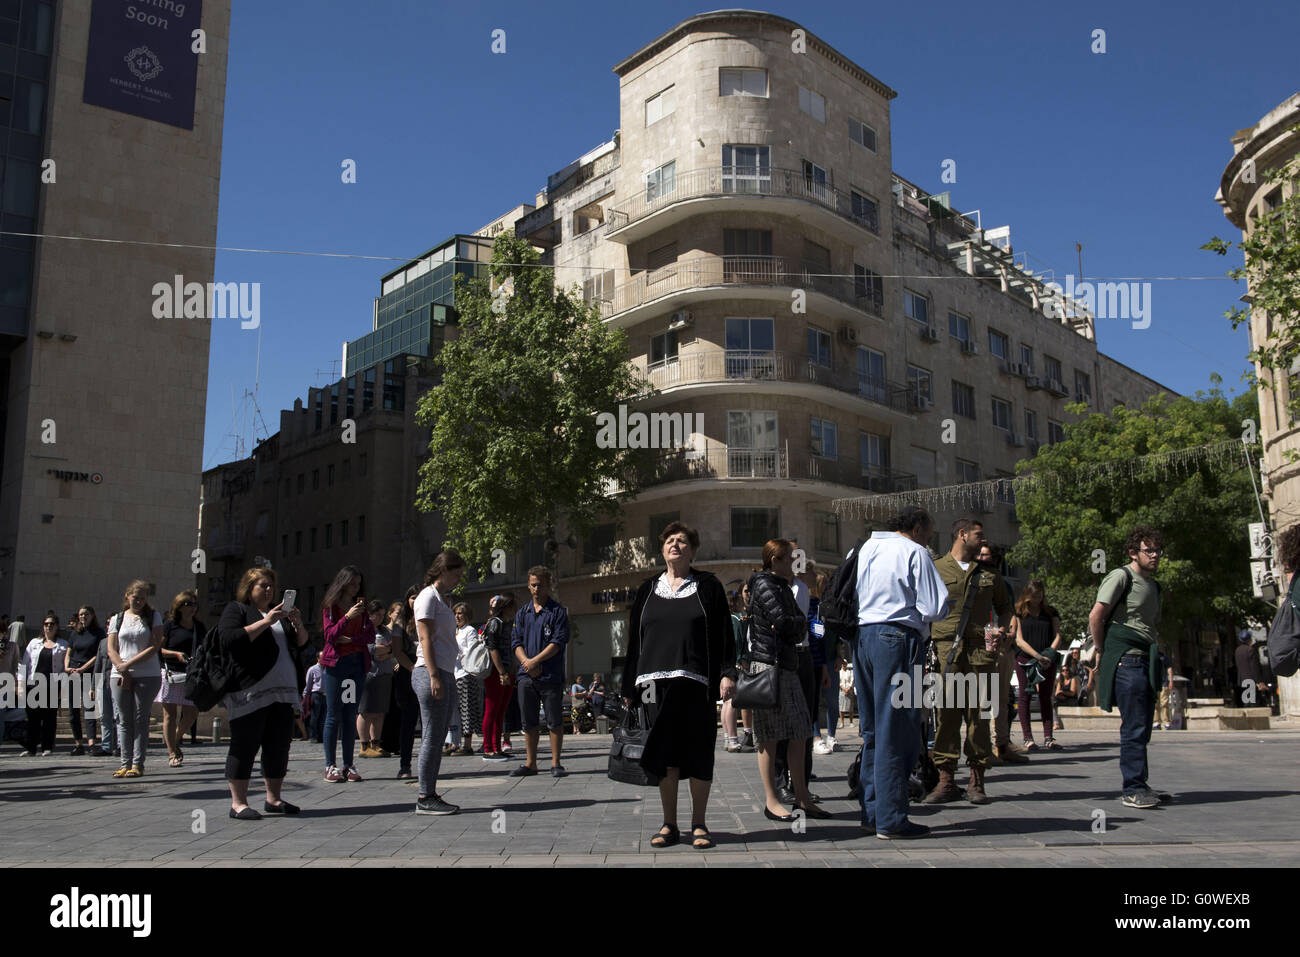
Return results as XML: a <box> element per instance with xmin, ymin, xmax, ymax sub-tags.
<box><xmin>168</xmin><ymin>754</ymin><xmax>182</xmax><ymax>767</ymax></box>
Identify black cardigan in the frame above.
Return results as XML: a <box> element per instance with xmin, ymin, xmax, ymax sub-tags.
<box><xmin>622</xmin><ymin>568</ymin><xmax>734</xmax><ymax>700</ymax></box>
<box><xmin>217</xmin><ymin>601</ymin><xmax>309</xmax><ymax>695</ymax></box>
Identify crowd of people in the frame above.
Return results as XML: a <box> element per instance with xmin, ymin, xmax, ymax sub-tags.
<box><xmin>4</xmin><ymin>512</ymin><xmax>1289</xmax><ymax>847</ymax></box>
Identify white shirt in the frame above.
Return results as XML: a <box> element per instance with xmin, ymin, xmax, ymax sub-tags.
<box><xmin>413</xmin><ymin>584</ymin><xmax>458</xmax><ymax>673</ymax></box>
<box><xmin>109</xmin><ymin>610</ymin><xmax>163</xmax><ymax>678</ymax></box>
<box><xmin>852</xmin><ymin>532</ymin><xmax>951</xmax><ymax>637</ymax></box>
<box><xmin>453</xmin><ymin>625</ymin><xmax>478</xmax><ymax>680</ymax></box>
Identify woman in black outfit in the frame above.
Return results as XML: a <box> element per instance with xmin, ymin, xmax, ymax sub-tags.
<box><xmin>623</xmin><ymin>521</ymin><xmax>735</xmax><ymax>850</ymax></box>
<box><xmin>159</xmin><ymin>590</ymin><xmax>203</xmax><ymax>767</ymax></box>
<box><xmin>1009</xmin><ymin>580</ymin><xmax>1064</xmax><ymax>750</ymax></box>
<box><xmin>64</xmin><ymin>607</ymin><xmax>105</xmax><ymax>755</ymax></box>
<box><xmin>218</xmin><ymin>567</ymin><xmax>309</xmax><ymax>819</ymax></box>
<box><xmin>747</xmin><ymin>539</ymin><xmax>830</xmax><ymax>822</ymax></box>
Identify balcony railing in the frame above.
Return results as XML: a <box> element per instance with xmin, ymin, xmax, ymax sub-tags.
<box><xmin>646</xmin><ymin>350</ymin><xmax>920</xmax><ymax>414</ymax></box>
<box><xmin>804</xmin><ymin>457</ymin><xmax>918</xmax><ymax>493</ymax></box>
<box><xmin>619</xmin><ymin>444</ymin><xmax>789</xmax><ymax>491</ymax></box>
<box><xmin>593</xmin><ymin>254</ymin><xmax>884</xmax><ymax>320</ymax></box>
<box><xmin>606</xmin><ymin>167</ymin><xmax>883</xmax><ymax>236</ymax></box>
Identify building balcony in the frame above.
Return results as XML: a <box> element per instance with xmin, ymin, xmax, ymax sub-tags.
<box><xmin>615</xmin><ymin>444</ymin><xmax>789</xmax><ymax>494</ymax></box>
<box><xmin>205</xmin><ymin>530</ymin><xmax>245</xmax><ymax>560</ymax></box>
<box><xmin>604</xmin><ymin>167</ymin><xmax>883</xmax><ymax>246</ymax></box>
<box><xmin>644</xmin><ymin>350</ymin><xmax>922</xmax><ymax>416</ymax></box>
<box><xmin>595</xmin><ymin>254</ymin><xmax>884</xmax><ymax>326</ymax></box>
<box><xmin>803</xmin><ymin>457</ymin><xmax>919</xmax><ymax>494</ymax></box>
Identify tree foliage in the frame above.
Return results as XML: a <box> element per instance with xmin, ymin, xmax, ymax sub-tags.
<box><xmin>1007</xmin><ymin>388</ymin><xmax>1269</xmax><ymax>645</ymax></box>
<box><xmin>414</xmin><ymin>234</ymin><xmax>651</xmax><ymax>574</ymax></box>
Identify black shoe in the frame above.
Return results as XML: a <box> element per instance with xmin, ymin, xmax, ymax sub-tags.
<box><xmin>70</xmin><ymin>745</ymin><xmax>86</xmax><ymax>756</ymax></box>
<box><xmin>229</xmin><ymin>807</ymin><xmax>262</xmax><ymax>820</ymax></box>
<box><xmin>95</xmin><ymin>747</ymin><xmax>114</xmax><ymax>757</ymax></box>
<box><xmin>510</xmin><ymin>765</ymin><xmax>538</xmax><ymax>777</ymax></box>
<box><xmin>551</xmin><ymin>764</ymin><xmax>567</xmax><ymax>778</ymax></box>
<box><xmin>877</xmin><ymin>821</ymin><xmax>930</xmax><ymax>840</ymax></box>
<box><xmin>263</xmin><ymin>800</ymin><xmax>300</xmax><ymax>815</ymax></box>
<box><xmin>764</xmin><ymin>806</ymin><xmax>795</xmax><ymax>822</ymax></box>
<box><xmin>795</xmin><ymin>801</ymin><xmax>832</xmax><ymax>820</ymax></box>
<box><xmin>415</xmin><ymin>795</ymin><xmax>459</xmax><ymax>815</ymax></box>
<box><xmin>777</xmin><ymin>785</ymin><xmax>797</xmax><ymax>805</ymax></box>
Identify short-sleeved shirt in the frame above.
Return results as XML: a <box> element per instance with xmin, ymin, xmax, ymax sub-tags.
<box><xmin>1096</xmin><ymin>568</ymin><xmax>1161</xmax><ymax>651</ymax></box>
<box><xmin>67</xmin><ymin>627</ymin><xmax>103</xmax><ymax>669</ymax></box>
<box><xmin>512</xmin><ymin>599</ymin><xmax>569</xmax><ymax>684</ymax></box>
<box><xmin>931</xmin><ymin>555</ymin><xmax>1012</xmax><ymax>643</ymax></box>
<box><xmin>413</xmin><ymin>584</ymin><xmax>458</xmax><ymax>673</ymax></box>
<box><xmin>109</xmin><ymin>610</ymin><xmax>164</xmax><ymax>678</ymax></box>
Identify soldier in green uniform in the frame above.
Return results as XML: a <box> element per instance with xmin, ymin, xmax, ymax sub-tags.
<box><xmin>924</xmin><ymin>518</ymin><xmax>1012</xmax><ymax>805</ymax></box>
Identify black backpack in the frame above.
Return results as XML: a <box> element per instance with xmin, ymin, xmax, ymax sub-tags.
<box><xmin>184</xmin><ymin>627</ymin><xmax>236</xmax><ymax>712</ymax></box>
<box><xmin>820</xmin><ymin>539</ymin><xmax>867</xmax><ymax>651</ymax></box>
<box><xmin>1267</xmin><ymin>575</ymin><xmax>1300</xmax><ymax>678</ymax></box>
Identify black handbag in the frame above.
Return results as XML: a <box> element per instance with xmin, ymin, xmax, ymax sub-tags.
<box><xmin>607</xmin><ymin>708</ymin><xmax>660</xmax><ymax>786</ymax></box>
<box><xmin>732</xmin><ymin>663</ymin><xmax>780</xmax><ymax>710</ymax></box>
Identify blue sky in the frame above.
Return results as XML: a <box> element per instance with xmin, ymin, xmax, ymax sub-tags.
<box><xmin>205</xmin><ymin>0</ymin><xmax>1299</xmax><ymax>468</ymax></box>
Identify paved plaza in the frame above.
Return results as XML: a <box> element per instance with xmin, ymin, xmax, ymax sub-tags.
<box><xmin>2</xmin><ymin>723</ymin><xmax>1297</xmax><ymax>867</ymax></box>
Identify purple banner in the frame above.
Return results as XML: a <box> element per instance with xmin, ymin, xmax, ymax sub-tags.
<box><xmin>82</xmin><ymin>0</ymin><xmax>203</xmax><ymax>130</ymax></box>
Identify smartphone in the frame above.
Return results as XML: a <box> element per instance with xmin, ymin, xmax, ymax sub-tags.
<box><xmin>282</xmin><ymin>589</ymin><xmax>297</xmax><ymax>613</ymax></box>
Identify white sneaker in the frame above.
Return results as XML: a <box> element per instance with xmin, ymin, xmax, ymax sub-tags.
<box><xmin>813</xmin><ymin>738</ymin><xmax>832</xmax><ymax>755</ymax></box>
<box><xmin>825</xmin><ymin>736</ymin><xmax>837</xmax><ymax>752</ymax></box>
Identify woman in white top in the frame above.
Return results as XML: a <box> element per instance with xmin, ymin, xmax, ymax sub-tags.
<box><xmin>451</xmin><ymin>603</ymin><xmax>484</xmax><ymax>756</ymax></box>
<box><xmin>22</xmin><ymin>615</ymin><xmax>70</xmax><ymax>755</ymax></box>
<box><xmin>106</xmin><ymin>580</ymin><xmax>165</xmax><ymax>777</ymax></box>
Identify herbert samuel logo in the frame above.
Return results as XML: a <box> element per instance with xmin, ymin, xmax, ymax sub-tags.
<box><xmin>50</xmin><ymin>888</ymin><xmax>151</xmax><ymax>938</ymax></box>
<box><xmin>124</xmin><ymin>46</ymin><xmax>163</xmax><ymax>82</ymax></box>
<box><xmin>152</xmin><ymin>276</ymin><xmax>260</xmax><ymax>329</ymax></box>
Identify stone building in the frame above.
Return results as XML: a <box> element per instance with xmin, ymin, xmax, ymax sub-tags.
<box><xmin>1216</xmin><ymin>90</ymin><xmax>1300</xmax><ymax>717</ymax></box>
<box><xmin>0</xmin><ymin>0</ymin><xmax>232</xmax><ymax>620</ymax></box>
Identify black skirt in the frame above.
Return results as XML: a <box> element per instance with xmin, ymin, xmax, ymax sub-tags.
<box><xmin>640</xmin><ymin>677</ymin><xmax>717</xmax><ymax>782</ymax></box>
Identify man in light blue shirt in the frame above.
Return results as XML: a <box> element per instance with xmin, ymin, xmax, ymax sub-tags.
<box><xmin>850</xmin><ymin>506</ymin><xmax>950</xmax><ymax>839</ymax></box>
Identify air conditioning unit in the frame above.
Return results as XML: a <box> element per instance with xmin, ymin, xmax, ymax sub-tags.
<box><xmin>668</xmin><ymin>310</ymin><xmax>693</xmax><ymax>330</ymax></box>
<box><xmin>838</xmin><ymin>325</ymin><xmax>858</xmax><ymax>344</ymax></box>
<box><xmin>961</xmin><ymin>340</ymin><xmax>979</xmax><ymax>356</ymax></box>
<box><xmin>1025</xmin><ymin>376</ymin><xmax>1044</xmax><ymax>390</ymax></box>
<box><xmin>998</xmin><ymin>360</ymin><xmax>1017</xmax><ymax>375</ymax></box>
<box><xmin>1016</xmin><ymin>363</ymin><xmax>1032</xmax><ymax>378</ymax></box>
<box><xmin>1075</xmin><ymin>391</ymin><xmax>1092</xmax><ymax>405</ymax></box>
<box><xmin>1005</xmin><ymin>432</ymin><xmax>1025</xmax><ymax>448</ymax></box>
<box><xmin>920</xmin><ymin>325</ymin><xmax>940</xmax><ymax>343</ymax></box>
<box><xmin>1048</xmin><ymin>379</ymin><xmax>1068</xmax><ymax>396</ymax></box>
<box><xmin>913</xmin><ymin>396</ymin><xmax>934</xmax><ymax>412</ymax></box>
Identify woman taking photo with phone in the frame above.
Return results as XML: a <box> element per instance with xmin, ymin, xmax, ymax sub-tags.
<box><xmin>321</xmin><ymin>566</ymin><xmax>373</xmax><ymax>783</ymax></box>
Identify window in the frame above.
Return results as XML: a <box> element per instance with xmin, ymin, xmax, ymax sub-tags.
<box><xmin>724</xmin><ymin>317</ymin><xmax>776</xmax><ymax>378</ymax></box>
<box><xmin>1048</xmin><ymin>419</ymin><xmax>1065</xmax><ymax>444</ymax></box>
<box><xmin>582</xmin><ymin>269</ymin><xmax>616</xmax><ymax>303</ymax></box>
<box><xmin>907</xmin><ymin>364</ymin><xmax>933</xmax><ymax>405</ymax></box>
<box><xmin>1020</xmin><ymin>344</ymin><xmax>1034</xmax><ymax>373</ymax></box>
<box><xmin>295</xmin><ymin>531</ymin><xmax>302</xmax><ymax>556</ymax></box>
<box><xmin>802</xmin><ymin>239</ymin><xmax>831</xmax><ymax>280</ymax></box>
<box><xmin>989</xmin><ymin>329</ymin><xmax>1009</xmax><ymax>360</ymax></box>
<box><xmin>851</xmin><ymin>190</ymin><xmax>879</xmax><ymax>233</ymax></box>
<box><xmin>297</xmin><ymin>473</ymin><xmax>304</xmax><ymax>494</ymax></box>
<box><xmin>995</xmin><ymin>470</ymin><xmax>1015</xmax><ymax>504</ymax></box>
<box><xmin>952</xmin><ymin>380</ymin><xmax>976</xmax><ymax>419</ymax></box>
<box><xmin>325</xmin><ymin>523</ymin><xmax>333</xmax><ymax>548</ymax></box>
<box><xmin>358</xmin><ymin>515</ymin><xmax>366</xmax><ymax>542</ymax></box>
<box><xmin>731</xmin><ymin>507</ymin><xmax>779</xmax><ymax>548</ymax></box>
<box><xmin>583</xmin><ymin>524</ymin><xmax>617</xmax><ymax>565</ymax></box>
<box><xmin>728</xmin><ymin>411</ymin><xmax>779</xmax><ymax>477</ymax></box>
<box><xmin>956</xmin><ymin>459</ymin><xmax>979</xmax><ymax>484</ymax></box>
<box><xmin>860</xmin><ymin>431</ymin><xmax>890</xmax><ymax>470</ymax></box>
<box><xmin>341</xmin><ymin>459</ymin><xmax>350</xmax><ymax>481</ymax></box>
<box><xmin>359</xmin><ymin>454</ymin><xmax>367</xmax><ymax>477</ymax></box>
<box><xmin>807</xmin><ymin>327</ymin><xmax>832</xmax><ymax>368</ymax></box>
<box><xmin>798</xmin><ymin>85</ymin><xmax>826</xmax><ymax>122</ymax></box>
<box><xmin>811</xmin><ymin>417</ymin><xmax>838</xmax><ymax>459</ymax></box>
<box><xmin>645</xmin><ymin>86</ymin><xmax>675</xmax><ymax>125</ymax></box>
<box><xmin>327</xmin><ymin>464</ymin><xmax>335</xmax><ymax>487</ymax></box>
<box><xmin>1263</xmin><ymin>187</ymin><xmax>1283</xmax><ymax>213</ymax></box>
<box><xmin>1025</xmin><ymin>410</ymin><xmax>1039</xmax><ymax>442</ymax></box>
<box><xmin>948</xmin><ymin>311</ymin><xmax>971</xmax><ymax>344</ymax></box>
<box><xmin>991</xmin><ymin>397</ymin><xmax>1012</xmax><ymax>432</ymax></box>
<box><xmin>722</xmin><ymin>145</ymin><xmax>771</xmax><ymax>193</ymax></box>
<box><xmin>858</xmin><ymin>347</ymin><xmax>886</xmax><ymax>403</ymax></box>
<box><xmin>720</xmin><ymin>68</ymin><xmax>767</xmax><ymax>97</ymax></box>
<box><xmin>310</xmin><ymin>528</ymin><xmax>317</xmax><ymax>552</ymax></box>
<box><xmin>341</xmin><ymin>519</ymin><xmax>349</xmax><ymax>547</ymax></box>
<box><xmin>650</xmin><ymin>330</ymin><xmax>679</xmax><ymax>368</ymax></box>
<box><xmin>646</xmin><ymin>242</ymin><xmax>678</xmax><ymax>273</ymax></box>
<box><xmin>723</xmin><ymin>228</ymin><xmax>772</xmax><ymax>258</ymax></box>
<box><xmin>281</xmin><ymin>534</ymin><xmax>288</xmax><ymax>558</ymax></box>
<box><xmin>1044</xmin><ymin>355</ymin><xmax>1063</xmax><ymax>386</ymax></box>
<box><xmin>312</xmin><ymin>469</ymin><xmax>319</xmax><ymax>491</ymax></box>
<box><xmin>648</xmin><ymin>511</ymin><xmax>680</xmax><ymax>563</ymax></box>
<box><xmin>802</xmin><ymin>160</ymin><xmax>830</xmax><ymax>202</ymax></box>
<box><xmin>848</xmin><ymin>118</ymin><xmax>877</xmax><ymax>152</ymax></box>
<box><xmin>904</xmin><ymin>289</ymin><xmax>929</xmax><ymax>325</ymax></box>
<box><xmin>1075</xmin><ymin>370</ymin><xmax>1092</xmax><ymax>402</ymax></box>
<box><xmin>911</xmin><ymin>446</ymin><xmax>937</xmax><ymax>487</ymax></box>
<box><xmin>854</xmin><ymin>265</ymin><xmax>883</xmax><ymax>312</ymax></box>
<box><xmin>645</xmin><ymin>161</ymin><xmax>675</xmax><ymax>203</ymax></box>
<box><xmin>814</xmin><ymin>510</ymin><xmax>840</xmax><ymax>554</ymax></box>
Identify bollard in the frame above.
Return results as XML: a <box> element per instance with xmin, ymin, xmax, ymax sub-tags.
<box><xmin>596</xmin><ymin>715</ymin><xmax>608</xmax><ymax>735</ymax></box>
<box><xmin>212</xmin><ymin>716</ymin><xmax>221</xmax><ymax>744</ymax></box>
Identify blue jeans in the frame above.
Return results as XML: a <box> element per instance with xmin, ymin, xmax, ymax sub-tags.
<box><xmin>852</xmin><ymin>622</ymin><xmax>926</xmax><ymax>833</ymax></box>
<box><xmin>821</xmin><ymin>671</ymin><xmax>838</xmax><ymax>737</ymax></box>
<box><xmin>323</xmin><ymin>654</ymin><xmax>365</xmax><ymax>769</ymax></box>
<box><xmin>1114</xmin><ymin>656</ymin><xmax>1154</xmax><ymax>794</ymax></box>
<box><xmin>99</xmin><ymin>668</ymin><xmax>117</xmax><ymax>750</ymax></box>
<box><xmin>309</xmin><ymin>692</ymin><xmax>326</xmax><ymax>740</ymax></box>
<box><xmin>412</xmin><ymin>665</ymin><xmax>455</xmax><ymax>800</ymax></box>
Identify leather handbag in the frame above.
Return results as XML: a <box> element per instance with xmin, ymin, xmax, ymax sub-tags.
<box><xmin>607</xmin><ymin>708</ymin><xmax>660</xmax><ymax>786</ymax></box>
<box><xmin>732</xmin><ymin>662</ymin><xmax>780</xmax><ymax>710</ymax></box>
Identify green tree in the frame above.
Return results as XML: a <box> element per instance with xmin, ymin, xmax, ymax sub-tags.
<box><xmin>1204</xmin><ymin>139</ymin><xmax>1300</xmax><ymax>425</ymax></box>
<box><xmin>414</xmin><ymin>233</ymin><xmax>651</xmax><ymax>576</ymax></box>
<box><xmin>1007</xmin><ymin>388</ymin><xmax>1269</xmax><ymax>647</ymax></box>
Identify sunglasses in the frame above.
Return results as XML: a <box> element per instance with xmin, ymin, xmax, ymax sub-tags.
<box><xmin>179</xmin><ymin>601</ymin><xmax>196</xmax><ymax>607</ymax></box>
<box><xmin>44</xmin><ymin>621</ymin><xmax>58</xmax><ymax>628</ymax></box>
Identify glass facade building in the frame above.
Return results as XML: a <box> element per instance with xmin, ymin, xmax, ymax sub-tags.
<box><xmin>343</xmin><ymin>234</ymin><xmax>492</xmax><ymax>376</ymax></box>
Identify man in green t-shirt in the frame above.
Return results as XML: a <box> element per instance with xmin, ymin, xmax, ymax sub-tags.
<box><xmin>1088</xmin><ymin>525</ymin><xmax>1170</xmax><ymax>810</ymax></box>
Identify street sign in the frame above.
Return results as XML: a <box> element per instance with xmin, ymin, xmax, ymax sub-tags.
<box><xmin>1248</xmin><ymin>522</ymin><xmax>1271</xmax><ymax>560</ymax></box>
<box><xmin>1250</xmin><ymin>558</ymin><xmax>1281</xmax><ymax>600</ymax></box>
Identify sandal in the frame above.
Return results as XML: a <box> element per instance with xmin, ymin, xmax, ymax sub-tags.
<box><xmin>168</xmin><ymin>754</ymin><xmax>182</xmax><ymax>767</ymax></box>
<box><xmin>1023</xmin><ymin>740</ymin><xmax>1038</xmax><ymax>750</ymax></box>
<box><xmin>649</xmin><ymin>823</ymin><xmax>679</xmax><ymax>848</ymax></box>
<box><xmin>1044</xmin><ymin>738</ymin><xmax>1062</xmax><ymax>750</ymax></box>
<box><xmin>112</xmin><ymin>767</ymin><xmax>130</xmax><ymax>778</ymax></box>
<box><xmin>690</xmin><ymin>825</ymin><xmax>714</xmax><ymax>850</ymax></box>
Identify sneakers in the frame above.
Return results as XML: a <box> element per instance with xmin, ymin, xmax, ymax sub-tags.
<box><xmin>396</xmin><ymin>768</ymin><xmax>412</xmax><ymax>779</ymax></box>
<box><xmin>877</xmin><ymin>821</ymin><xmax>931</xmax><ymax>840</ymax></box>
<box><xmin>324</xmin><ymin>766</ymin><xmax>346</xmax><ymax>783</ymax></box>
<box><xmin>1121</xmin><ymin>789</ymin><xmax>1160</xmax><ymax>809</ymax></box>
<box><xmin>1147</xmin><ymin>787</ymin><xmax>1173</xmax><ymax>802</ymax></box>
<box><xmin>482</xmin><ymin>752</ymin><xmax>508</xmax><ymax>763</ymax></box>
<box><xmin>415</xmin><ymin>794</ymin><xmax>459</xmax><ymax>815</ymax></box>
<box><xmin>70</xmin><ymin>745</ymin><xmax>86</xmax><ymax>756</ymax></box>
<box><xmin>825</xmin><ymin>736</ymin><xmax>837</xmax><ymax>752</ymax></box>
<box><xmin>813</xmin><ymin>738</ymin><xmax>833</xmax><ymax>755</ymax></box>
<box><xmin>723</xmin><ymin>737</ymin><xmax>741</xmax><ymax>753</ymax></box>
<box><xmin>345</xmin><ymin>766</ymin><xmax>363</xmax><ymax>782</ymax></box>
<box><xmin>738</xmin><ymin>731</ymin><xmax>755</xmax><ymax>753</ymax></box>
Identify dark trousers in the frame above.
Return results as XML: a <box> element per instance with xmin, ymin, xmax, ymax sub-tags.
<box><xmin>503</xmin><ymin>685</ymin><xmax>522</xmax><ymax>736</ymax></box>
<box><xmin>1114</xmin><ymin>657</ymin><xmax>1155</xmax><ymax>794</ymax></box>
<box><xmin>387</xmin><ymin>667</ymin><xmax>418</xmax><ymax>771</ymax></box>
<box><xmin>25</xmin><ymin>706</ymin><xmax>57</xmax><ymax>752</ymax></box>
<box><xmin>225</xmin><ymin>702</ymin><xmax>294</xmax><ymax>781</ymax></box>
<box><xmin>775</xmin><ymin>647</ymin><xmax>816</xmax><ymax>788</ymax></box>
<box><xmin>380</xmin><ymin>672</ymin><xmax>403</xmax><ymax>753</ymax></box>
<box><xmin>1015</xmin><ymin>656</ymin><xmax>1058</xmax><ymax>742</ymax></box>
<box><xmin>309</xmin><ymin>692</ymin><xmax>326</xmax><ymax>741</ymax></box>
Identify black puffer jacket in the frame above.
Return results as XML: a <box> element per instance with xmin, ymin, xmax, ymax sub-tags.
<box><xmin>745</xmin><ymin>571</ymin><xmax>806</xmax><ymax>671</ymax></box>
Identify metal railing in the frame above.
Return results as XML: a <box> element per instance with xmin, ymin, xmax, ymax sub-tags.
<box><xmin>619</xmin><ymin>444</ymin><xmax>790</xmax><ymax>491</ymax></box>
<box><xmin>803</xmin><ymin>457</ymin><xmax>918</xmax><ymax>493</ymax></box>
